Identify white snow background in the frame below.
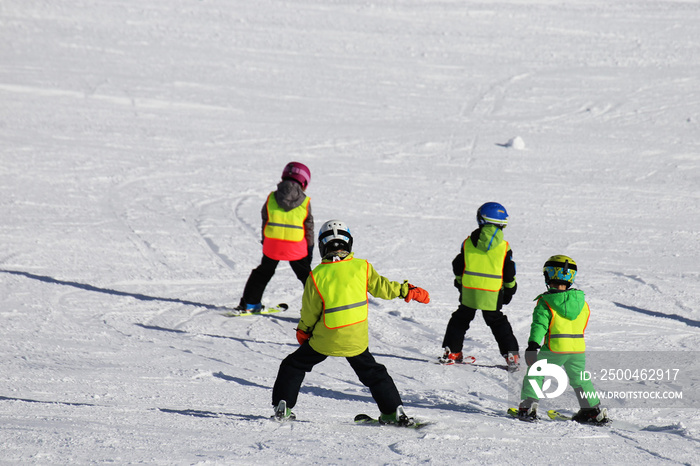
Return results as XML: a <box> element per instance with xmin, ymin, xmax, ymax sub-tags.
<box><xmin>1</xmin><ymin>0</ymin><xmax>700</xmax><ymax>464</ymax></box>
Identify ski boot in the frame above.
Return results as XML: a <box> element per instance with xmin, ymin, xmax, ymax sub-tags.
<box><xmin>517</xmin><ymin>401</ymin><xmax>538</xmax><ymax>422</ymax></box>
<box><xmin>235</xmin><ymin>299</ymin><xmax>263</xmax><ymax>313</ymax></box>
<box><xmin>505</xmin><ymin>353</ymin><xmax>521</xmax><ymax>372</ymax></box>
<box><xmin>273</xmin><ymin>400</ymin><xmax>296</xmax><ymax>421</ymax></box>
<box><xmin>438</xmin><ymin>347</ymin><xmax>463</xmax><ymax>365</ymax></box>
<box><xmin>379</xmin><ymin>405</ymin><xmax>415</xmax><ymax>427</ymax></box>
<box><xmin>246</xmin><ymin>303</ymin><xmax>263</xmax><ymax>313</ymax></box>
<box><xmin>572</xmin><ymin>406</ymin><xmax>610</xmax><ymax>425</ymax></box>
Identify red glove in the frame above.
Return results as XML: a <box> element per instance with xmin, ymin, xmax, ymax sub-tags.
<box><xmin>404</xmin><ymin>284</ymin><xmax>430</xmax><ymax>304</ymax></box>
<box><xmin>296</xmin><ymin>328</ymin><xmax>311</xmax><ymax>345</ymax></box>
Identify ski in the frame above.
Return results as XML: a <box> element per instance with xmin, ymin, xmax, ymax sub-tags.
<box><xmin>507</xmin><ymin>408</ymin><xmax>611</xmax><ymax>426</ymax></box>
<box><xmin>222</xmin><ymin>303</ymin><xmax>288</xmax><ymax>317</ymax></box>
<box><xmin>547</xmin><ymin>409</ymin><xmax>611</xmax><ymax>425</ymax></box>
<box><xmin>507</xmin><ymin>407</ymin><xmax>538</xmax><ymax>422</ymax></box>
<box><xmin>353</xmin><ymin>413</ymin><xmax>429</xmax><ymax>429</ymax></box>
<box><xmin>436</xmin><ymin>355</ymin><xmax>476</xmax><ymax>366</ymax></box>
<box><xmin>547</xmin><ymin>409</ymin><xmax>572</xmax><ymax>421</ymax></box>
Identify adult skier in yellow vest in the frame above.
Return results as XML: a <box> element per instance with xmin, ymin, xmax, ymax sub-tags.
<box><xmin>516</xmin><ymin>255</ymin><xmax>609</xmax><ymax>424</ymax></box>
<box><xmin>236</xmin><ymin>162</ymin><xmax>314</xmax><ymax>313</ymax></box>
<box><xmin>439</xmin><ymin>202</ymin><xmax>520</xmax><ymax>371</ymax></box>
<box><xmin>271</xmin><ymin>220</ymin><xmax>430</xmax><ymax>426</ymax></box>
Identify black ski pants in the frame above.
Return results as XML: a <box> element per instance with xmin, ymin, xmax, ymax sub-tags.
<box><xmin>272</xmin><ymin>343</ymin><xmax>403</xmax><ymax>415</ymax></box>
<box><xmin>442</xmin><ymin>304</ymin><xmax>519</xmax><ymax>357</ymax></box>
<box><xmin>242</xmin><ymin>253</ymin><xmax>311</xmax><ymax>305</ymax></box>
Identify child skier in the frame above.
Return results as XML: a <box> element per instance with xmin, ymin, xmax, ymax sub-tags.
<box><xmin>271</xmin><ymin>219</ymin><xmax>430</xmax><ymax>426</ymax></box>
<box><xmin>516</xmin><ymin>255</ymin><xmax>609</xmax><ymax>424</ymax></box>
<box><xmin>236</xmin><ymin>162</ymin><xmax>314</xmax><ymax>312</ymax></box>
<box><xmin>439</xmin><ymin>202</ymin><xmax>520</xmax><ymax>371</ymax></box>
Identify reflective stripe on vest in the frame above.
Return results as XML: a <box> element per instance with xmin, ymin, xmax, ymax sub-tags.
<box><xmin>311</xmin><ymin>257</ymin><xmax>369</xmax><ymax>330</ymax></box>
<box><xmin>546</xmin><ymin>301</ymin><xmax>590</xmax><ymax>353</ymax></box>
<box><xmin>461</xmin><ymin>238</ymin><xmax>508</xmax><ymax>292</ymax></box>
<box><xmin>262</xmin><ymin>193</ymin><xmax>310</xmax><ymax>261</ymax></box>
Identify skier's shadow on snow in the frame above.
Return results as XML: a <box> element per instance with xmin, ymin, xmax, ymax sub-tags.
<box><xmin>212</xmin><ymin>371</ymin><xmax>270</xmax><ymax>389</ymax></box>
<box><xmin>158</xmin><ymin>408</ymin><xmax>312</xmax><ymax>423</ymax></box>
<box><xmin>0</xmin><ymin>269</ymin><xmax>233</xmax><ymax>311</ymax></box>
<box><xmin>211</xmin><ymin>372</ymin><xmax>373</xmax><ymax>403</ymax></box>
<box><xmin>0</xmin><ymin>395</ymin><xmax>95</xmax><ymax>407</ymax></box>
<box><xmin>613</xmin><ymin>302</ymin><xmax>700</xmax><ymax>328</ymax></box>
<box><xmin>374</xmin><ymin>352</ymin><xmax>431</xmax><ymax>363</ymax></box>
<box><xmin>158</xmin><ymin>408</ymin><xmax>292</xmax><ymax>422</ymax></box>
<box><xmin>134</xmin><ymin>323</ymin><xmax>299</xmax><ymax>348</ymax></box>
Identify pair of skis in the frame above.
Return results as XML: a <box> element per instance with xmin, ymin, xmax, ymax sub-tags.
<box><xmin>221</xmin><ymin>303</ymin><xmax>288</xmax><ymax>317</ymax></box>
<box><xmin>270</xmin><ymin>412</ymin><xmax>429</xmax><ymax>429</ymax></box>
<box><xmin>353</xmin><ymin>413</ymin><xmax>429</xmax><ymax>429</ymax></box>
<box><xmin>436</xmin><ymin>355</ymin><xmax>476</xmax><ymax>366</ymax></box>
<box><xmin>507</xmin><ymin>407</ymin><xmax>611</xmax><ymax>425</ymax></box>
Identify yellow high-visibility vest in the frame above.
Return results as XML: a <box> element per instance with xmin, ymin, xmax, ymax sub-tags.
<box><xmin>262</xmin><ymin>193</ymin><xmax>310</xmax><ymax>261</ymax></box>
<box><xmin>546</xmin><ymin>301</ymin><xmax>590</xmax><ymax>353</ymax></box>
<box><xmin>311</xmin><ymin>258</ymin><xmax>369</xmax><ymax>330</ymax></box>
<box><xmin>461</xmin><ymin>238</ymin><xmax>508</xmax><ymax>310</ymax></box>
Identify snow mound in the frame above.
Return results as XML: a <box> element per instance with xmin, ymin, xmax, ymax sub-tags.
<box><xmin>504</xmin><ymin>136</ymin><xmax>526</xmax><ymax>150</ymax></box>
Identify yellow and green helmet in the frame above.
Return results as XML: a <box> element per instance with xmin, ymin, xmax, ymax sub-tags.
<box><xmin>543</xmin><ymin>255</ymin><xmax>577</xmax><ymax>288</ymax></box>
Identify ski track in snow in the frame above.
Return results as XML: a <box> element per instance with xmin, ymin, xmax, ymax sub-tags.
<box><xmin>1</xmin><ymin>0</ymin><xmax>700</xmax><ymax>464</ymax></box>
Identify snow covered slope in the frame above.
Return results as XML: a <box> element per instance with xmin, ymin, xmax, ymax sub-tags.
<box><xmin>1</xmin><ymin>0</ymin><xmax>699</xmax><ymax>463</ymax></box>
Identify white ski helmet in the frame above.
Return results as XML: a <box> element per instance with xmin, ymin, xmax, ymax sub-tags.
<box><xmin>318</xmin><ymin>219</ymin><xmax>353</xmax><ymax>257</ymax></box>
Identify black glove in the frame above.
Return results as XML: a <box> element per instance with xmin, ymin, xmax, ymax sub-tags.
<box><xmin>503</xmin><ymin>283</ymin><xmax>517</xmax><ymax>305</ymax></box>
<box><xmin>453</xmin><ymin>278</ymin><xmax>463</xmax><ymax>301</ymax></box>
<box><xmin>525</xmin><ymin>341</ymin><xmax>540</xmax><ymax>367</ymax></box>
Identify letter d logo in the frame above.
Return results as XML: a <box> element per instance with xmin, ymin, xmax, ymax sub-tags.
<box><xmin>527</xmin><ymin>359</ymin><xmax>568</xmax><ymax>399</ymax></box>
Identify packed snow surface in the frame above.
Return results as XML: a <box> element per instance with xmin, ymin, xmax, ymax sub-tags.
<box><xmin>1</xmin><ymin>0</ymin><xmax>699</xmax><ymax>464</ymax></box>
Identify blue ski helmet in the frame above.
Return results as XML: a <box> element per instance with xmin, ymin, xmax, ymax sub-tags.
<box><xmin>476</xmin><ymin>202</ymin><xmax>509</xmax><ymax>228</ymax></box>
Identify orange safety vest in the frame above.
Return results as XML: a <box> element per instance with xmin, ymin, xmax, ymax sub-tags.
<box><xmin>262</xmin><ymin>193</ymin><xmax>310</xmax><ymax>261</ymax></box>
